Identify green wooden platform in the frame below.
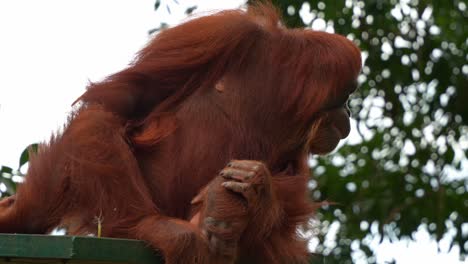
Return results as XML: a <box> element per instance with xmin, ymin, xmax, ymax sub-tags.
<box><xmin>0</xmin><ymin>234</ymin><xmax>162</xmax><ymax>263</ymax></box>
<box><xmin>0</xmin><ymin>234</ymin><xmax>327</xmax><ymax>263</ymax></box>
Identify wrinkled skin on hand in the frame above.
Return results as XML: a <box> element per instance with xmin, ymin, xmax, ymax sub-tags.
<box><xmin>192</xmin><ymin>160</ymin><xmax>279</xmax><ymax>262</ymax></box>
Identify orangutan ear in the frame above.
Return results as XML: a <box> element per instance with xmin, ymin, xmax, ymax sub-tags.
<box><xmin>215</xmin><ymin>79</ymin><xmax>225</xmax><ymax>93</ymax></box>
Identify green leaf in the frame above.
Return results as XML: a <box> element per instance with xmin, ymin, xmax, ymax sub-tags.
<box><xmin>444</xmin><ymin>147</ymin><xmax>455</xmax><ymax>164</ymax></box>
<box><xmin>154</xmin><ymin>0</ymin><xmax>161</xmax><ymax>11</ymax></box>
<box><xmin>19</xmin><ymin>143</ymin><xmax>38</xmax><ymax>168</ymax></box>
<box><xmin>1</xmin><ymin>166</ymin><xmax>13</xmax><ymax>175</ymax></box>
<box><xmin>0</xmin><ymin>177</ymin><xmax>16</xmax><ymax>194</ymax></box>
<box><xmin>185</xmin><ymin>6</ymin><xmax>197</xmax><ymax>15</ymax></box>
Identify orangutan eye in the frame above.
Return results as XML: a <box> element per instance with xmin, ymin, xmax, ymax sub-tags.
<box><xmin>278</xmin><ymin>161</ymin><xmax>296</xmax><ymax>176</ymax></box>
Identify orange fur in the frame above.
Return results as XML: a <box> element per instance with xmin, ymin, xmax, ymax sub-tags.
<box><xmin>0</xmin><ymin>3</ymin><xmax>361</xmax><ymax>263</ymax></box>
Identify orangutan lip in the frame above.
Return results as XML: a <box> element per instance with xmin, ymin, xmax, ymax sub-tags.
<box><xmin>332</xmin><ymin>125</ymin><xmax>343</xmax><ymax>139</ymax></box>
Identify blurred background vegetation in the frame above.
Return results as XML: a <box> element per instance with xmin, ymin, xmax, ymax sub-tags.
<box><xmin>1</xmin><ymin>0</ymin><xmax>466</xmax><ymax>263</ymax></box>
<box><xmin>273</xmin><ymin>0</ymin><xmax>467</xmax><ymax>262</ymax></box>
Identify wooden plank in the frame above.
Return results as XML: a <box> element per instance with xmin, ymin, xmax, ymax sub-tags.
<box><xmin>0</xmin><ymin>234</ymin><xmax>328</xmax><ymax>263</ymax></box>
<box><xmin>0</xmin><ymin>234</ymin><xmax>161</xmax><ymax>264</ymax></box>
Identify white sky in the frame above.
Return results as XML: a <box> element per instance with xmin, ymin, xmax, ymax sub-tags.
<box><xmin>0</xmin><ymin>1</ymin><xmax>465</xmax><ymax>263</ymax></box>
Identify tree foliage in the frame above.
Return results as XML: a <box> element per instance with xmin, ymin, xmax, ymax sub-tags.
<box><xmin>265</xmin><ymin>0</ymin><xmax>467</xmax><ymax>262</ymax></box>
<box><xmin>0</xmin><ymin>144</ymin><xmax>37</xmax><ymax>197</ymax></box>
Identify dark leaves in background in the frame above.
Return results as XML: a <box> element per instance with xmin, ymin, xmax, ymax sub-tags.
<box><xmin>186</xmin><ymin>6</ymin><xmax>197</xmax><ymax>15</ymax></box>
<box><xmin>19</xmin><ymin>143</ymin><xmax>38</xmax><ymax>169</ymax></box>
<box><xmin>1</xmin><ymin>144</ymin><xmax>38</xmax><ymax>196</ymax></box>
<box><xmin>154</xmin><ymin>0</ymin><xmax>160</xmax><ymax>11</ymax></box>
<box><xmin>265</xmin><ymin>0</ymin><xmax>467</xmax><ymax>262</ymax></box>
